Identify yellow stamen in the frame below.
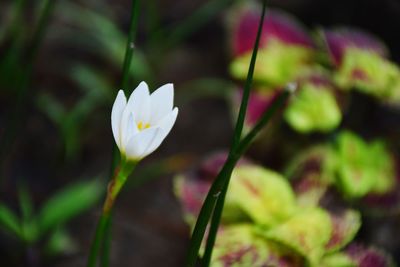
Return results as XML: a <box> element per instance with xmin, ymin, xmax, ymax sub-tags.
<box><xmin>137</xmin><ymin>122</ymin><xmax>150</xmax><ymax>130</ymax></box>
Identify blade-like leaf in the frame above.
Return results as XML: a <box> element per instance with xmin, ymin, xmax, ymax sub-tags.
<box><xmin>0</xmin><ymin>203</ymin><xmax>22</xmax><ymax>238</ymax></box>
<box><xmin>38</xmin><ymin>180</ymin><xmax>104</xmax><ymax>234</ymax></box>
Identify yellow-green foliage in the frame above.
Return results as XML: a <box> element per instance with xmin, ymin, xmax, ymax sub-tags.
<box><xmin>284</xmin><ymin>84</ymin><xmax>341</xmax><ymax>133</ymax></box>
<box><xmin>230</xmin><ymin>39</ymin><xmax>314</xmax><ymax>87</ymax></box>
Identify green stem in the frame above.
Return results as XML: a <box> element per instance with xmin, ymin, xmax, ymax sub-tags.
<box><xmin>230</xmin><ymin>0</ymin><xmax>267</xmax><ymax>151</ymax></box>
<box><xmin>237</xmin><ymin>89</ymin><xmax>291</xmax><ymax>156</ymax></box>
<box><xmin>100</xmin><ymin>213</ymin><xmax>112</xmax><ymax>267</ymax></box>
<box><xmin>87</xmin><ymin>212</ymin><xmax>111</xmax><ymax>267</ymax></box>
<box><xmin>121</xmin><ymin>0</ymin><xmax>140</xmax><ymax>92</ymax></box>
<box><xmin>200</xmin><ymin>87</ymin><xmax>292</xmax><ymax>266</ymax></box>
<box><xmin>185</xmin><ymin>159</ymin><xmax>238</xmax><ymax>267</ymax></box>
<box><xmin>201</xmin><ymin>180</ymin><xmax>229</xmax><ymax>267</ymax></box>
<box><xmin>87</xmin><ymin>161</ymin><xmax>137</xmax><ymax>267</ymax></box>
<box><xmin>185</xmin><ymin>1</ymin><xmax>267</xmax><ymax>266</ymax></box>
<box><xmin>97</xmin><ymin>1</ymin><xmax>141</xmax><ymax>265</ymax></box>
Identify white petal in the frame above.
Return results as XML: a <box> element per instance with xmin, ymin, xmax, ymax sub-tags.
<box><xmin>143</xmin><ymin>108</ymin><xmax>178</xmax><ymax>156</ymax></box>
<box><xmin>121</xmin><ymin>113</ymin><xmax>138</xmax><ymax>152</ymax></box>
<box><xmin>120</xmin><ymin>82</ymin><xmax>150</xmax><ymax>148</ymax></box>
<box><xmin>125</xmin><ymin>127</ymin><xmax>162</xmax><ymax>160</ymax></box>
<box><xmin>128</xmin><ymin>81</ymin><xmax>151</xmax><ymax>122</ymax></box>
<box><xmin>141</xmin><ymin>128</ymin><xmax>166</xmax><ymax>157</ymax></box>
<box><xmin>156</xmin><ymin>107</ymin><xmax>178</xmax><ymax>138</ymax></box>
<box><xmin>150</xmin><ymin>83</ymin><xmax>174</xmax><ymax>124</ymax></box>
<box><xmin>111</xmin><ymin>90</ymin><xmax>127</xmax><ymax>149</ymax></box>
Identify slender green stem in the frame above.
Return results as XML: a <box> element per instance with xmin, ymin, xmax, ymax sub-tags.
<box><xmin>231</xmin><ymin>0</ymin><xmax>267</xmax><ymax>151</ymax></box>
<box><xmin>237</xmin><ymin>89</ymin><xmax>292</xmax><ymax>155</ymax></box>
<box><xmin>87</xmin><ymin>212</ymin><xmax>111</xmax><ymax>267</ymax></box>
<box><xmin>100</xmin><ymin>213</ymin><xmax>112</xmax><ymax>267</ymax></box>
<box><xmin>185</xmin><ymin>159</ymin><xmax>238</xmax><ymax>267</ymax></box>
<box><xmin>87</xmin><ymin>161</ymin><xmax>137</xmax><ymax>267</ymax></box>
<box><xmin>185</xmin><ymin>1</ymin><xmax>267</xmax><ymax>266</ymax></box>
<box><xmin>201</xmin><ymin>180</ymin><xmax>229</xmax><ymax>267</ymax></box>
<box><xmin>121</xmin><ymin>0</ymin><xmax>140</xmax><ymax>92</ymax></box>
<box><xmin>201</xmin><ymin>87</ymin><xmax>292</xmax><ymax>266</ymax></box>
<box><xmin>97</xmin><ymin>1</ymin><xmax>141</xmax><ymax>266</ymax></box>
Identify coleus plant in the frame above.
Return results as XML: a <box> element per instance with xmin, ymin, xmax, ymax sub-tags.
<box><xmin>227</xmin><ymin>2</ymin><xmax>343</xmax><ymax>134</ymax></box>
<box><xmin>228</xmin><ymin>3</ymin><xmax>315</xmax><ymax>86</ymax></box>
<box><xmin>320</xmin><ymin>28</ymin><xmax>400</xmax><ymax>104</ymax></box>
<box><xmin>232</xmin><ymin>70</ymin><xmax>343</xmax><ymax>134</ymax></box>
<box><xmin>286</xmin><ymin>130</ymin><xmax>400</xmax><ymax>213</ymax></box>
<box><xmin>227</xmin><ymin>1</ymin><xmax>400</xmax><ymax>134</ymax></box>
<box><xmin>174</xmin><ymin>152</ymin><xmax>396</xmax><ymax>266</ymax></box>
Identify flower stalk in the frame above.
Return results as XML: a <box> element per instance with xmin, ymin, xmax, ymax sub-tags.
<box><xmin>90</xmin><ymin>1</ymin><xmax>140</xmax><ymax>266</ymax></box>
<box><xmin>87</xmin><ymin>160</ymin><xmax>137</xmax><ymax>267</ymax></box>
<box><xmin>121</xmin><ymin>0</ymin><xmax>140</xmax><ymax>92</ymax></box>
<box><xmin>102</xmin><ymin>161</ymin><xmax>137</xmax><ymax>214</ymax></box>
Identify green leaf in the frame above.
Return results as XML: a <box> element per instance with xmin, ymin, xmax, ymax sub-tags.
<box><xmin>335</xmin><ymin>48</ymin><xmax>400</xmax><ymax>99</ymax></box>
<box><xmin>0</xmin><ymin>203</ymin><xmax>21</xmax><ymax>238</ymax></box>
<box><xmin>37</xmin><ymin>180</ymin><xmax>104</xmax><ymax>234</ymax></box>
<box><xmin>230</xmin><ymin>40</ymin><xmax>314</xmax><ymax>87</ymax></box>
<box><xmin>226</xmin><ymin>165</ymin><xmax>297</xmax><ymax>226</ymax></box>
<box><xmin>17</xmin><ymin>185</ymin><xmax>39</xmax><ymax>243</ymax></box>
<box><xmin>263</xmin><ymin>208</ymin><xmax>332</xmax><ymax>265</ymax></box>
<box><xmin>332</xmin><ymin>131</ymin><xmax>395</xmax><ymax>198</ymax></box>
<box><xmin>209</xmin><ymin>224</ymin><xmax>271</xmax><ymax>267</ymax></box>
<box><xmin>321</xmin><ymin>252</ymin><xmax>355</xmax><ymax>267</ymax></box>
<box><xmin>210</xmin><ymin>224</ymin><xmax>306</xmax><ymax>267</ymax></box>
<box><xmin>325</xmin><ymin>209</ymin><xmax>361</xmax><ymax>253</ymax></box>
<box><xmin>284</xmin><ymin>83</ymin><xmax>341</xmax><ymax>133</ymax></box>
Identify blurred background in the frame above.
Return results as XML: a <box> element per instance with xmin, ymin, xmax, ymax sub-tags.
<box><xmin>1</xmin><ymin>0</ymin><xmax>400</xmax><ymax>266</ymax></box>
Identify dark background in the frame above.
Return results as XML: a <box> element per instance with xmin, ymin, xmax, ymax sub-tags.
<box><xmin>1</xmin><ymin>0</ymin><xmax>400</xmax><ymax>266</ymax></box>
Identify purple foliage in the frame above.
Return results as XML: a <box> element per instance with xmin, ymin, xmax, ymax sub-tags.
<box><xmin>232</xmin><ymin>7</ymin><xmax>314</xmax><ymax>56</ymax></box>
<box><xmin>346</xmin><ymin>244</ymin><xmax>393</xmax><ymax>267</ymax></box>
<box><xmin>321</xmin><ymin>28</ymin><xmax>388</xmax><ymax>66</ymax></box>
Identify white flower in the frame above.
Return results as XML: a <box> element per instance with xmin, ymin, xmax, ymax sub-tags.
<box><xmin>111</xmin><ymin>82</ymin><xmax>178</xmax><ymax>161</ymax></box>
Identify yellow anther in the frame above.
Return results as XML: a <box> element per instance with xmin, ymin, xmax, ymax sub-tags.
<box><xmin>137</xmin><ymin>122</ymin><xmax>150</xmax><ymax>130</ymax></box>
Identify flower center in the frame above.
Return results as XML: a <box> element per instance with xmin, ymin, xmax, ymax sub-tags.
<box><xmin>137</xmin><ymin>121</ymin><xmax>150</xmax><ymax>130</ymax></box>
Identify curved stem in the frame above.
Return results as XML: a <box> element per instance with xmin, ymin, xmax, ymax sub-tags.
<box><xmin>87</xmin><ymin>212</ymin><xmax>111</xmax><ymax>267</ymax></box>
<box><xmin>121</xmin><ymin>0</ymin><xmax>140</xmax><ymax>92</ymax></box>
<box><xmin>185</xmin><ymin>1</ymin><xmax>268</xmax><ymax>266</ymax></box>
<box><xmin>86</xmin><ymin>161</ymin><xmax>137</xmax><ymax>267</ymax></box>
<box><xmin>100</xmin><ymin>213</ymin><xmax>112</xmax><ymax>267</ymax></box>
<box><xmin>201</xmin><ymin>180</ymin><xmax>228</xmax><ymax>266</ymax></box>
<box><xmin>230</xmin><ymin>0</ymin><xmax>267</xmax><ymax>151</ymax></box>
<box><xmin>98</xmin><ymin>0</ymin><xmax>141</xmax><ymax>265</ymax></box>
<box><xmin>185</xmin><ymin>160</ymin><xmax>238</xmax><ymax>267</ymax></box>
<box><xmin>200</xmin><ymin>88</ymin><xmax>291</xmax><ymax>267</ymax></box>
<box><xmin>237</xmin><ymin>89</ymin><xmax>290</xmax><ymax>156</ymax></box>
